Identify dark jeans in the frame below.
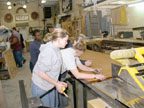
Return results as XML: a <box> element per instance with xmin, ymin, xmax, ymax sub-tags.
<box><xmin>29</xmin><ymin>62</ymin><xmax>34</xmax><ymax>72</ymax></box>
<box><xmin>13</xmin><ymin>50</ymin><xmax>23</xmax><ymax>67</ymax></box>
<box><xmin>20</xmin><ymin>49</ymin><xmax>25</xmax><ymax>62</ymax></box>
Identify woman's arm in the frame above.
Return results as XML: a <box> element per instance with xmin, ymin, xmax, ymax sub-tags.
<box><xmin>70</xmin><ymin>69</ymin><xmax>105</xmax><ymax>80</ymax></box>
<box><xmin>38</xmin><ymin>72</ymin><xmax>67</xmax><ymax>93</ymax></box>
<box><xmin>80</xmin><ymin>60</ymin><xmax>86</xmax><ymax>65</ymax></box>
<box><xmin>38</xmin><ymin>72</ymin><xmax>57</xmax><ymax>86</ymax></box>
<box><xmin>76</xmin><ymin>57</ymin><xmax>94</xmax><ymax>72</ymax></box>
<box><xmin>77</xmin><ymin>63</ymin><xmax>95</xmax><ymax>72</ymax></box>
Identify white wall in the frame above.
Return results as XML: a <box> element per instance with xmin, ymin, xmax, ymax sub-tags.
<box><xmin>0</xmin><ymin>0</ymin><xmax>55</xmax><ymax>39</ymax></box>
<box><xmin>59</xmin><ymin>0</ymin><xmax>144</xmax><ymax>39</ymax></box>
<box><xmin>114</xmin><ymin>6</ymin><xmax>144</xmax><ymax>39</ymax></box>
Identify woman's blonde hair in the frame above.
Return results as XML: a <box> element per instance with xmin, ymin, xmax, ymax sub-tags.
<box><xmin>72</xmin><ymin>34</ymin><xmax>86</xmax><ymax>44</ymax></box>
<box><xmin>73</xmin><ymin>40</ymin><xmax>86</xmax><ymax>51</ymax></box>
<box><xmin>51</xmin><ymin>28</ymin><xmax>68</xmax><ymax>41</ymax></box>
<box><xmin>43</xmin><ymin>28</ymin><xmax>69</xmax><ymax>42</ymax></box>
<box><xmin>43</xmin><ymin>33</ymin><xmax>52</xmax><ymax>43</ymax></box>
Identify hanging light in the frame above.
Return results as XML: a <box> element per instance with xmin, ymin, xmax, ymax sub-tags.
<box><xmin>23</xmin><ymin>4</ymin><xmax>27</xmax><ymax>8</ymax></box>
<box><xmin>7</xmin><ymin>1</ymin><xmax>11</xmax><ymax>5</ymax></box>
<box><xmin>128</xmin><ymin>2</ymin><xmax>144</xmax><ymax>7</ymax></box>
<box><xmin>8</xmin><ymin>5</ymin><xmax>12</xmax><ymax>9</ymax></box>
<box><xmin>41</xmin><ymin>0</ymin><xmax>46</xmax><ymax>3</ymax></box>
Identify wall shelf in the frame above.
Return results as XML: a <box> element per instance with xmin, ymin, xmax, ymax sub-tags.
<box><xmin>133</xmin><ymin>27</ymin><xmax>144</xmax><ymax>31</ymax></box>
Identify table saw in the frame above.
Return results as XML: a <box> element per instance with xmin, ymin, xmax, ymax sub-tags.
<box><xmin>75</xmin><ymin>49</ymin><xmax>144</xmax><ymax>108</ymax></box>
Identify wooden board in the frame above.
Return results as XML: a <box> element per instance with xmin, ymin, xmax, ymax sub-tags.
<box><xmin>3</xmin><ymin>49</ymin><xmax>18</xmax><ymax>79</ymax></box>
<box><xmin>25</xmin><ymin>40</ymin><xmax>32</xmax><ymax>52</ymax></box>
<box><xmin>88</xmin><ymin>98</ymin><xmax>111</xmax><ymax>108</ymax></box>
<box><xmin>62</xmin><ymin>22</ymin><xmax>73</xmax><ymax>37</ymax></box>
<box><xmin>0</xmin><ymin>81</ymin><xmax>7</xmax><ymax>108</ymax></box>
<box><xmin>0</xmin><ymin>58</ymin><xmax>5</xmax><ymax>69</ymax></box>
<box><xmin>80</xmin><ymin>50</ymin><xmax>120</xmax><ymax>83</ymax></box>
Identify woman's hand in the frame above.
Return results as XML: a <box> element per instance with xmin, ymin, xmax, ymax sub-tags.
<box><xmin>94</xmin><ymin>74</ymin><xmax>106</xmax><ymax>80</ymax></box>
<box><xmin>92</xmin><ymin>68</ymin><xmax>102</xmax><ymax>73</ymax></box>
<box><xmin>85</xmin><ymin>60</ymin><xmax>92</xmax><ymax>66</ymax></box>
<box><xmin>56</xmin><ymin>81</ymin><xmax>67</xmax><ymax>93</ymax></box>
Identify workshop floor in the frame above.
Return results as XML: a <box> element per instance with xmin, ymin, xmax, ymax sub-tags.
<box><xmin>1</xmin><ymin>52</ymin><xmax>96</xmax><ymax>108</ymax></box>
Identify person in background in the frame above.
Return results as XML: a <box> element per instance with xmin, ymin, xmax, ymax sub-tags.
<box><xmin>9</xmin><ymin>31</ymin><xmax>23</xmax><ymax>67</ymax></box>
<box><xmin>16</xmin><ymin>28</ymin><xmax>26</xmax><ymax>64</ymax></box>
<box><xmin>62</xmin><ymin>41</ymin><xmax>105</xmax><ymax>79</ymax></box>
<box><xmin>65</xmin><ymin>34</ymin><xmax>92</xmax><ymax>66</ymax></box>
<box><xmin>16</xmin><ymin>28</ymin><xmax>25</xmax><ymax>50</ymax></box>
<box><xmin>31</xmin><ymin>28</ymin><xmax>69</xmax><ymax>107</ymax></box>
<box><xmin>56</xmin><ymin>19</ymin><xmax>62</xmax><ymax>28</ymax></box>
<box><xmin>59</xmin><ymin>41</ymin><xmax>105</xmax><ymax>108</ymax></box>
<box><xmin>29</xmin><ymin>29</ymin><xmax>42</xmax><ymax>72</ymax></box>
<box><xmin>47</xmin><ymin>25</ymin><xmax>54</xmax><ymax>33</ymax></box>
<box><xmin>12</xmin><ymin>27</ymin><xmax>20</xmax><ymax>41</ymax></box>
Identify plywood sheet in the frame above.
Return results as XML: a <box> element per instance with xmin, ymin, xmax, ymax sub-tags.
<box><xmin>88</xmin><ymin>98</ymin><xmax>111</xmax><ymax>108</ymax></box>
<box><xmin>0</xmin><ymin>81</ymin><xmax>7</xmax><ymax>108</ymax></box>
<box><xmin>80</xmin><ymin>50</ymin><xmax>120</xmax><ymax>83</ymax></box>
<box><xmin>3</xmin><ymin>49</ymin><xmax>18</xmax><ymax>79</ymax></box>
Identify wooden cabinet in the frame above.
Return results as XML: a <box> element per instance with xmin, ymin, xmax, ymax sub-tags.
<box><xmin>112</xmin><ymin>6</ymin><xmax>127</xmax><ymax>25</ymax></box>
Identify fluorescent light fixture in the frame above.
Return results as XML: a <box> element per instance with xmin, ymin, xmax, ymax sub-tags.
<box><xmin>8</xmin><ymin>6</ymin><xmax>12</xmax><ymax>9</ymax></box>
<box><xmin>23</xmin><ymin>4</ymin><xmax>27</xmax><ymax>8</ymax></box>
<box><xmin>41</xmin><ymin>0</ymin><xmax>46</xmax><ymax>3</ymax></box>
<box><xmin>128</xmin><ymin>2</ymin><xmax>144</xmax><ymax>7</ymax></box>
<box><xmin>7</xmin><ymin>1</ymin><xmax>11</xmax><ymax>5</ymax></box>
<box><xmin>112</xmin><ymin>1</ymin><xmax>126</xmax><ymax>5</ymax></box>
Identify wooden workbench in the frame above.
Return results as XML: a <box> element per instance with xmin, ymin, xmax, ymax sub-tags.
<box><xmin>85</xmin><ymin>38</ymin><xmax>144</xmax><ymax>44</ymax></box>
<box><xmin>80</xmin><ymin>50</ymin><xmax>120</xmax><ymax>82</ymax></box>
<box><xmin>83</xmin><ymin>38</ymin><xmax>144</xmax><ymax>52</ymax></box>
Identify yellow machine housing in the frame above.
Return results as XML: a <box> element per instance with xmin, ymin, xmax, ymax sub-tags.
<box><xmin>111</xmin><ymin>47</ymin><xmax>144</xmax><ymax>91</ymax></box>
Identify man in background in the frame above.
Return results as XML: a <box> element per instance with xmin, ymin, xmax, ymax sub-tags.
<box><xmin>16</xmin><ymin>28</ymin><xmax>25</xmax><ymax>50</ymax></box>
<box><xmin>9</xmin><ymin>31</ymin><xmax>23</xmax><ymax>67</ymax></box>
<box><xmin>47</xmin><ymin>25</ymin><xmax>54</xmax><ymax>33</ymax></box>
<box><xmin>16</xmin><ymin>28</ymin><xmax>26</xmax><ymax>64</ymax></box>
<box><xmin>29</xmin><ymin>29</ymin><xmax>42</xmax><ymax>72</ymax></box>
<box><xmin>12</xmin><ymin>27</ymin><xmax>20</xmax><ymax>41</ymax></box>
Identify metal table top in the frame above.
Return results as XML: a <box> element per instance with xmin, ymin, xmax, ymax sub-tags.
<box><xmin>91</xmin><ymin>78</ymin><xmax>144</xmax><ymax>108</ymax></box>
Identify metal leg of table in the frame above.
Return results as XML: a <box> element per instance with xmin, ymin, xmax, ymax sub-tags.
<box><xmin>72</xmin><ymin>79</ymin><xmax>77</xmax><ymax>108</ymax></box>
<box><xmin>83</xmin><ymin>85</ymin><xmax>87</xmax><ymax>108</ymax></box>
<box><xmin>19</xmin><ymin>80</ymin><xmax>29</xmax><ymax>108</ymax></box>
<box><xmin>66</xmin><ymin>77</ymin><xmax>77</xmax><ymax>108</ymax></box>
